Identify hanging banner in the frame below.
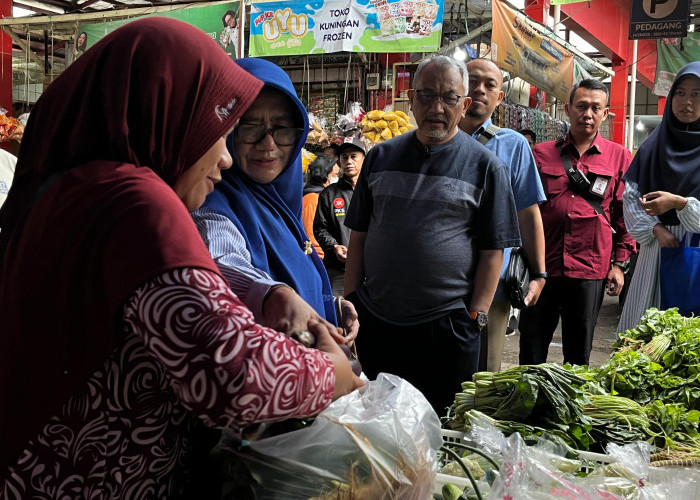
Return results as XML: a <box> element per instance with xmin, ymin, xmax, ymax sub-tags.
<box><xmin>629</xmin><ymin>0</ymin><xmax>690</xmax><ymax>40</ymax></box>
<box><xmin>76</xmin><ymin>1</ymin><xmax>242</xmax><ymax>61</ymax></box>
<box><xmin>653</xmin><ymin>33</ymin><xmax>700</xmax><ymax>96</ymax></box>
<box><xmin>490</xmin><ymin>0</ymin><xmax>576</xmax><ymax>102</ymax></box>
<box><xmin>248</xmin><ymin>0</ymin><xmax>443</xmax><ymax>56</ymax></box>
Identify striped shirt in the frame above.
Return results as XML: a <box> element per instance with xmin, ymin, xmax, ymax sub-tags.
<box><xmin>617</xmin><ymin>180</ymin><xmax>700</xmax><ymax>333</ymax></box>
<box><xmin>192</xmin><ymin>207</ymin><xmax>282</xmax><ymax>321</ymax></box>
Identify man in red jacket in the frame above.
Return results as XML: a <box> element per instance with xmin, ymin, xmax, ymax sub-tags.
<box><xmin>519</xmin><ymin>79</ymin><xmax>636</xmax><ymax>366</ymax></box>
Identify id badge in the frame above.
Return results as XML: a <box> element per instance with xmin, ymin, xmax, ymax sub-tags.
<box><xmin>590</xmin><ymin>176</ymin><xmax>609</xmax><ymax>197</ymax></box>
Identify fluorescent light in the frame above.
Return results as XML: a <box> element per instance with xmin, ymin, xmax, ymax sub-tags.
<box><xmin>13</xmin><ymin>6</ymin><xmax>35</xmax><ymax>17</ymax></box>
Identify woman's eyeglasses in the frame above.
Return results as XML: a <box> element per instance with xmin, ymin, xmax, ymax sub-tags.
<box><xmin>413</xmin><ymin>89</ymin><xmax>464</xmax><ymax>107</ymax></box>
<box><xmin>235</xmin><ymin>124</ymin><xmax>303</xmax><ymax>146</ymax></box>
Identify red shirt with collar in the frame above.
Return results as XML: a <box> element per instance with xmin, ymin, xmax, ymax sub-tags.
<box><xmin>533</xmin><ymin>132</ymin><xmax>635</xmax><ymax>280</ymax></box>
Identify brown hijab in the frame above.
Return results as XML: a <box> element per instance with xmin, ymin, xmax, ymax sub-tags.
<box><xmin>0</xmin><ymin>17</ymin><xmax>263</xmax><ymax>470</ymax></box>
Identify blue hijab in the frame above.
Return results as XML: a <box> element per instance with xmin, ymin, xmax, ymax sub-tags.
<box><xmin>202</xmin><ymin>58</ymin><xmax>336</xmax><ymax>323</ymax></box>
<box><xmin>624</xmin><ymin>61</ymin><xmax>700</xmax><ymax>225</ymax></box>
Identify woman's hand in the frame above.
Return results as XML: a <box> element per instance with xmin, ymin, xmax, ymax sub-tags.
<box><xmin>653</xmin><ymin>223</ymin><xmax>680</xmax><ymax>248</ymax></box>
<box><xmin>263</xmin><ymin>285</ymin><xmax>344</xmax><ymax>343</ymax></box>
<box><xmin>640</xmin><ymin>191</ymin><xmax>687</xmax><ymax>216</ymax></box>
<box><xmin>340</xmin><ymin>299</ymin><xmax>359</xmax><ymax>346</ymax></box>
<box><xmin>310</xmin><ymin>319</ymin><xmax>365</xmax><ymax>399</ymax></box>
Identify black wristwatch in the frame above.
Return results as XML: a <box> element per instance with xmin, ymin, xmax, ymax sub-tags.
<box><xmin>531</xmin><ymin>272</ymin><xmax>548</xmax><ymax>280</ymax></box>
<box><xmin>469</xmin><ymin>310</ymin><xmax>488</xmax><ymax>330</ymax></box>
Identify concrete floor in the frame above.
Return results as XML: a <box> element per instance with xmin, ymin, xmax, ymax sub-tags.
<box><xmin>501</xmin><ymin>294</ymin><xmax>622</xmax><ymax>370</ymax></box>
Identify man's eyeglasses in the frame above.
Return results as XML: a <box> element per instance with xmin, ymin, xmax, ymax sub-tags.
<box><xmin>235</xmin><ymin>124</ymin><xmax>303</xmax><ymax>146</ymax></box>
<box><xmin>413</xmin><ymin>89</ymin><xmax>464</xmax><ymax>107</ymax></box>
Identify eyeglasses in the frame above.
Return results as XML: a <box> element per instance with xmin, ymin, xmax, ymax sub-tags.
<box><xmin>235</xmin><ymin>123</ymin><xmax>303</xmax><ymax>146</ymax></box>
<box><xmin>413</xmin><ymin>89</ymin><xmax>464</xmax><ymax>107</ymax></box>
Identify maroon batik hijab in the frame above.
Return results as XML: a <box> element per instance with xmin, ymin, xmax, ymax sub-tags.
<box><xmin>0</xmin><ymin>17</ymin><xmax>263</xmax><ymax>471</ymax></box>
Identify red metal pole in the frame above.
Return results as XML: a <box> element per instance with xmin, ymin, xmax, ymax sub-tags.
<box><xmin>0</xmin><ymin>0</ymin><xmax>12</xmax><ymax>152</ymax></box>
<box><xmin>610</xmin><ymin>60</ymin><xmax>629</xmax><ymax>145</ymax></box>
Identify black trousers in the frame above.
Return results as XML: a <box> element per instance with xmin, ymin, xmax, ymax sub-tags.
<box><xmin>347</xmin><ymin>293</ymin><xmax>480</xmax><ymax>417</ymax></box>
<box><xmin>518</xmin><ymin>276</ymin><xmax>606</xmax><ymax>366</ymax></box>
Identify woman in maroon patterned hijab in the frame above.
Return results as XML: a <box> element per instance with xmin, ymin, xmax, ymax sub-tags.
<box><xmin>0</xmin><ymin>17</ymin><xmax>361</xmax><ymax>497</ymax></box>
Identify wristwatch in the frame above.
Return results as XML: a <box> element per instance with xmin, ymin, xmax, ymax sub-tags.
<box><xmin>469</xmin><ymin>310</ymin><xmax>488</xmax><ymax>330</ymax></box>
<box><xmin>531</xmin><ymin>272</ymin><xmax>548</xmax><ymax>280</ymax></box>
<box><xmin>612</xmin><ymin>259</ymin><xmax>630</xmax><ymax>273</ymax></box>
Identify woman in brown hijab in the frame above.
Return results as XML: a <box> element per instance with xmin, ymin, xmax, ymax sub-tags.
<box><xmin>0</xmin><ymin>17</ymin><xmax>361</xmax><ymax>498</ymax></box>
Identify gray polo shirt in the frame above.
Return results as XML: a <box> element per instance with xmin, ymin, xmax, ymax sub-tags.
<box><xmin>345</xmin><ymin>130</ymin><xmax>520</xmax><ymax>325</ymax></box>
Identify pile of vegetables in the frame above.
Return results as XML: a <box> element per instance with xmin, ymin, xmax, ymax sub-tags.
<box><xmin>360</xmin><ymin>109</ymin><xmax>413</xmax><ymax>143</ymax></box>
<box><xmin>447</xmin><ymin>308</ymin><xmax>700</xmax><ymax>461</ymax></box>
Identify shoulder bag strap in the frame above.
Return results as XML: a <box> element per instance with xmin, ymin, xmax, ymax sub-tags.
<box><xmin>476</xmin><ymin>124</ymin><xmax>500</xmax><ymax>146</ymax></box>
<box><xmin>559</xmin><ymin>147</ymin><xmax>616</xmax><ymax>234</ymax></box>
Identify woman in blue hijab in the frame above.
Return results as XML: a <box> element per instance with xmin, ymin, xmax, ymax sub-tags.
<box><xmin>618</xmin><ymin>61</ymin><xmax>700</xmax><ymax>332</ymax></box>
<box><xmin>193</xmin><ymin>58</ymin><xmax>358</xmax><ymax>342</ymax></box>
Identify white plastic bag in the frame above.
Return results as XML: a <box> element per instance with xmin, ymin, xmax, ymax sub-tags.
<box><xmin>222</xmin><ymin>373</ymin><xmax>442</xmax><ymax>499</ymax></box>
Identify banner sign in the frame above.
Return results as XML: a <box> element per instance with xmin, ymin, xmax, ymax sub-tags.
<box><xmin>248</xmin><ymin>0</ymin><xmax>443</xmax><ymax>56</ymax></box>
<box><xmin>653</xmin><ymin>32</ymin><xmax>700</xmax><ymax>96</ymax></box>
<box><xmin>629</xmin><ymin>0</ymin><xmax>690</xmax><ymax>39</ymax></box>
<box><xmin>490</xmin><ymin>0</ymin><xmax>578</xmax><ymax>102</ymax></box>
<box><xmin>75</xmin><ymin>1</ymin><xmax>242</xmax><ymax>61</ymax></box>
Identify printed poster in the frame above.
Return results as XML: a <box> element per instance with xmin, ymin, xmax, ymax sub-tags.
<box><xmin>75</xmin><ymin>1</ymin><xmax>242</xmax><ymax>61</ymax></box>
<box><xmin>653</xmin><ymin>32</ymin><xmax>700</xmax><ymax>96</ymax></box>
<box><xmin>248</xmin><ymin>0</ymin><xmax>443</xmax><ymax>56</ymax></box>
<box><xmin>490</xmin><ymin>0</ymin><xmax>576</xmax><ymax>102</ymax></box>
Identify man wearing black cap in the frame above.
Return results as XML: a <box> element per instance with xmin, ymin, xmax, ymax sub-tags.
<box><xmin>314</xmin><ymin>136</ymin><xmax>365</xmax><ymax>295</ymax></box>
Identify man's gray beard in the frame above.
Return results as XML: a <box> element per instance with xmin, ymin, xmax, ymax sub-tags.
<box><xmin>422</xmin><ymin>127</ymin><xmax>450</xmax><ymax>140</ymax></box>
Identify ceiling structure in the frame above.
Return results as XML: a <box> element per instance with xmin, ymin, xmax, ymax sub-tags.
<box><xmin>4</xmin><ymin>0</ymin><xmax>700</xmax><ymax>93</ymax></box>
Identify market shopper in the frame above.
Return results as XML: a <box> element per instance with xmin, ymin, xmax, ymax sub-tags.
<box><xmin>303</xmin><ymin>154</ymin><xmax>340</xmax><ymax>259</ymax></box>
<box><xmin>618</xmin><ymin>62</ymin><xmax>700</xmax><ymax>331</ymax></box>
<box><xmin>458</xmin><ymin>58</ymin><xmax>547</xmax><ymax>373</ymax></box>
<box><xmin>0</xmin><ymin>18</ymin><xmax>363</xmax><ymax>496</ymax></box>
<box><xmin>344</xmin><ymin>54</ymin><xmax>520</xmax><ymax>414</ymax></box>
<box><xmin>519</xmin><ymin>79</ymin><xmax>636</xmax><ymax>366</ymax></box>
<box><xmin>314</xmin><ymin>136</ymin><xmax>365</xmax><ymax>296</ymax></box>
<box><xmin>192</xmin><ymin>57</ymin><xmax>359</xmax><ymax>344</ymax></box>
<box><xmin>520</xmin><ymin>129</ymin><xmax>536</xmax><ymax>148</ymax></box>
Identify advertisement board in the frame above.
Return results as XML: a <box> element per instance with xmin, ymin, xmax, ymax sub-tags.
<box><xmin>248</xmin><ymin>0</ymin><xmax>443</xmax><ymax>56</ymax></box>
<box><xmin>75</xmin><ymin>2</ymin><xmax>242</xmax><ymax>61</ymax></box>
<box><xmin>491</xmin><ymin>0</ymin><xmax>579</xmax><ymax>102</ymax></box>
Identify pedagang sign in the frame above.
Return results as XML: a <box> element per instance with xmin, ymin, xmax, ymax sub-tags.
<box><xmin>490</xmin><ymin>0</ymin><xmax>586</xmax><ymax>102</ymax></box>
<box><xmin>248</xmin><ymin>0</ymin><xmax>444</xmax><ymax>56</ymax></box>
<box><xmin>629</xmin><ymin>0</ymin><xmax>690</xmax><ymax>40</ymax></box>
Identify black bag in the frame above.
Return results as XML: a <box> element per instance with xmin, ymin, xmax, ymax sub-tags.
<box><xmin>505</xmin><ymin>247</ymin><xmax>530</xmax><ymax>309</ymax></box>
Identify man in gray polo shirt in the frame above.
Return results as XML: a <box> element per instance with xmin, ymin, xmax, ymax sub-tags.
<box><xmin>344</xmin><ymin>54</ymin><xmax>520</xmax><ymax>415</ymax></box>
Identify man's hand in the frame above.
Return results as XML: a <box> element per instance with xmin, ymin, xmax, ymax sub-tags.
<box><xmin>339</xmin><ymin>299</ymin><xmax>359</xmax><ymax>346</ymax></box>
<box><xmin>653</xmin><ymin>223</ymin><xmax>680</xmax><ymax>248</ymax></box>
<box><xmin>334</xmin><ymin>244</ymin><xmax>348</xmax><ymax>262</ymax></box>
<box><xmin>606</xmin><ymin>266</ymin><xmax>625</xmax><ymax>297</ymax></box>
<box><xmin>640</xmin><ymin>191</ymin><xmax>687</xmax><ymax>216</ymax></box>
<box><xmin>263</xmin><ymin>285</ymin><xmax>344</xmax><ymax>343</ymax></box>
<box><xmin>524</xmin><ymin>277</ymin><xmax>545</xmax><ymax>306</ymax></box>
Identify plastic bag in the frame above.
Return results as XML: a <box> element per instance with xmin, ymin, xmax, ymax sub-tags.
<box><xmin>490</xmin><ymin>432</ymin><xmax>625</xmax><ymax>500</ymax></box>
<box><xmin>334</xmin><ymin>102</ymin><xmax>365</xmax><ymax>137</ymax></box>
<box><xmin>219</xmin><ymin>373</ymin><xmax>442</xmax><ymax>499</ymax></box>
<box><xmin>306</xmin><ymin>112</ymin><xmax>330</xmax><ymax>146</ymax></box>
